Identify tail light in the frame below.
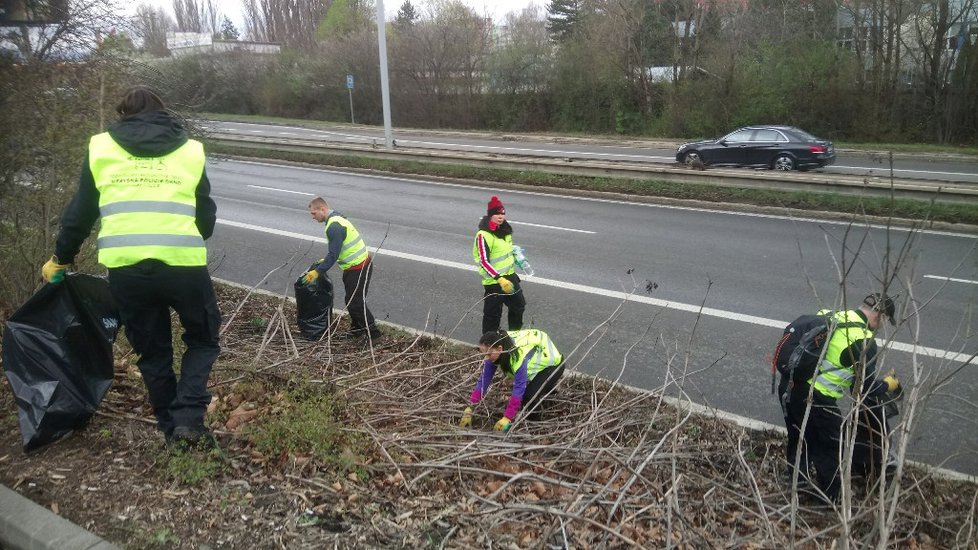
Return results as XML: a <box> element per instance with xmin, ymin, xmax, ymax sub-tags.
<box><xmin>809</xmin><ymin>145</ymin><xmax>827</xmax><ymax>154</ymax></box>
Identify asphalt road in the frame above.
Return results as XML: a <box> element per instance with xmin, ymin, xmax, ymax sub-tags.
<box><xmin>202</xmin><ymin>120</ymin><xmax>978</xmax><ymax>184</ymax></box>
<box><xmin>206</xmin><ymin>157</ymin><xmax>978</xmax><ymax>474</ymax></box>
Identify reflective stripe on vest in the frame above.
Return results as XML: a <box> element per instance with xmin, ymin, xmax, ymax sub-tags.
<box><xmin>506</xmin><ymin>329</ymin><xmax>563</xmax><ymax>380</ymax></box>
<box><xmin>472</xmin><ymin>230</ymin><xmax>515</xmax><ymax>285</ymax></box>
<box><xmin>326</xmin><ymin>215</ymin><xmax>368</xmax><ymax>269</ymax></box>
<box><xmin>811</xmin><ymin>310</ymin><xmax>872</xmax><ymax>399</ymax></box>
<box><xmin>90</xmin><ymin>132</ymin><xmax>207</xmax><ymax>268</ymax></box>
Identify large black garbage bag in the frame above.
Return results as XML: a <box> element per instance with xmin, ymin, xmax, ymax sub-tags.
<box><xmin>2</xmin><ymin>273</ymin><xmax>120</xmax><ymax>451</ymax></box>
<box><xmin>294</xmin><ymin>268</ymin><xmax>333</xmax><ymax>340</ymax></box>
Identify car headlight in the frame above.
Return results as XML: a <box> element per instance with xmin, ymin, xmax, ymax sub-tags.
<box><xmin>677</xmin><ymin>144</ymin><xmax>687</xmax><ymax>152</ymax></box>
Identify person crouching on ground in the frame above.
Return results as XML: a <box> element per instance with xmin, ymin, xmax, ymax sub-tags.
<box><xmin>459</xmin><ymin>329</ymin><xmax>565</xmax><ymax>431</ymax></box>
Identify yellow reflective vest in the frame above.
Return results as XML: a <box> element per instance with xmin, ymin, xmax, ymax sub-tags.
<box><xmin>810</xmin><ymin>309</ymin><xmax>874</xmax><ymax>399</ymax></box>
<box><xmin>503</xmin><ymin>329</ymin><xmax>563</xmax><ymax>380</ymax></box>
<box><xmin>326</xmin><ymin>215</ymin><xmax>368</xmax><ymax>269</ymax></box>
<box><xmin>473</xmin><ymin>230</ymin><xmax>515</xmax><ymax>285</ymax></box>
<box><xmin>90</xmin><ymin>133</ymin><xmax>207</xmax><ymax>268</ymax></box>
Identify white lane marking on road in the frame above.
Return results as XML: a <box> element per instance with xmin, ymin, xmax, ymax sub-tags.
<box><xmin>509</xmin><ymin>221</ymin><xmax>595</xmax><ymax>234</ymax></box>
<box><xmin>277</xmin><ymin>132</ymin><xmax>296</xmax><ymax>136</ymax></box>
<box><xmin>213</xmin><ymin>159</ymin><xmax>978</xmax><ymax>240</ymax></box>
<box><xmin>246</xmin><ymin>184</ymin><xmax>314</xmax><ymax>196</ymax></box>
<box><xmin>470</xmin><ymin>217</ymin><xmax>592</xmax><ymax>234</ymax></box>
<box><xmin>924</xmin><ymin>275</ymin><xmax>978</xmax><ymax>285</ymax></box>
<box><xmin>217</xmin><ymin>217</ymin><xmax>975</xmax><ymax>364</ymax></box>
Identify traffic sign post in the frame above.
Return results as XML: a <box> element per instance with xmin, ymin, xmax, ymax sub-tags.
<box><xmin>346</xmin><ymin>74</ymin><xmax>355</xmax><ymax>124</ymax></box>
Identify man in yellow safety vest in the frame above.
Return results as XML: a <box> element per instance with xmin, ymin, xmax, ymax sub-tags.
<box><xmin>788</xmin><ymin>293</ymin><xmax>901</xmax><ymax>501</ymax></box>
<box><xmin>304</xmin><ymin>197</ymin><xmax>382</xmax><ymax>341</ymax></box>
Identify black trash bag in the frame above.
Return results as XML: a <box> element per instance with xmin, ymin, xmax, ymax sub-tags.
<box><xmin>2</xmin><ymin>273</ymin><xmax>120</xmax><ymax>451</ymax></box>
<box><xmin>294</xmin><ymin>266</ymin><xmax>333</xmax><ymax>340</ymax></box>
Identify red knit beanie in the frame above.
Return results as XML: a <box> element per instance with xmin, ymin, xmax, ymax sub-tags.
<box><xmin>487</xmin><ymin>196</ymin><xmax>505</xmax><ymax>216</ymax></box>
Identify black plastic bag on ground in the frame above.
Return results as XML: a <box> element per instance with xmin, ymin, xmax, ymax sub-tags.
<box><xmin>294</xmin><ymin>267</ymin><xmax>333</xmax><ymax>340</ymax></box>
<box><xmin>2</xmin><ymin>273</ymin><xmax>120</xmax><ymax>451</ymax></box>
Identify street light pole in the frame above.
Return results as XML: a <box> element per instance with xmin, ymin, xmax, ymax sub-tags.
<box><xmin>375</xmin><ymin>0</ymin><xmax>393</xmax><ymax>149</ymax></box>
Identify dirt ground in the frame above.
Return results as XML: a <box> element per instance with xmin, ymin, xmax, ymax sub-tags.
<box><xmin>1</xmin><ymin>283</ymin><xmax>976</xmax><ymax>549</ymax></box>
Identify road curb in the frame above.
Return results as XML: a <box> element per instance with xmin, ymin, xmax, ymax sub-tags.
<box><xmin>0</xmin><ymin>484</ymin><xmax>120</xmax><ymax>550</ymax></box>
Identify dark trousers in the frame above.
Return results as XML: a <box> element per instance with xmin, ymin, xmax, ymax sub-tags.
<box><xmin>790</xmin><ymin>392</ymin><xmax>844</xmax><ymax>500</ymax></box>
<box><xmin>342</xmin><ymin>262</ymin><xmax>376</xmax><ymax>334</ymax></box>
<box><xmin>852</xmin><ymin>399</ymin><xmax>891</xmax><ymax>480</ymax></box>
<box><xmin>780</xmin><ymin>378</ymin><xmax>811</xmax><ymax>480</ymax></box>
<box><xmin>787</xmin><ymin>390</ymin><xmax>890</xmax><ymax>501</ymax></box>
<box><xmin>482</xmin><ymin>274</ymin><xmax>526</xmax><ymax>334</ymax></box>
<box><xmin>522</xmin><ymin>363</ymin><xmax>564</xmax><ymax>418</ymax></box>
<box><xmin>109</xmin><ymin>260</ymin><xmax>221</xmax><ymax>435</ymax></box>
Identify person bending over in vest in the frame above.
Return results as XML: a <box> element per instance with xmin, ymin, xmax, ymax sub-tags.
<box><xmin>304</xmin><ymin>197</ymin><xmax>382</xmax><ymax>340</ymax></box>
<box><xmin>459</xmin><ymin>329</ymin><xmax>565</xmax><ymax>431</ymax></box>
<box><xmin>788</xmin><ymin>293</ymin><xmax>901</xmax><ymax>502</ymax></box>
<box><xmin>42</xmin><ymin>86</ymin><xmax>221</xmax><ymax>450</ymax></box>
<box><xmin>473</xmin><ymin>196</ymin><xmax>526</xmax><ymax>334</ymax></box>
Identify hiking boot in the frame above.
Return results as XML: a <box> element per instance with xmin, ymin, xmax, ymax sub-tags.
<box><xmin>167</xmin><ymin>426</ymin><xmax>218</xmax><ymax>451</ymax></box>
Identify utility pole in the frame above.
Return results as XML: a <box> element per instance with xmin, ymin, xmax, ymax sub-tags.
<box><xmin>375</xmin><ymin>0</ymin><xmax>393</xmax><ymax>149</ymax></box>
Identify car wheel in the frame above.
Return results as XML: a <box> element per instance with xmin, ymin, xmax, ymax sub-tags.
<box><xmin>772</xmin><ymin>154</ymin><xmax>795</xmax><ymax>171</ymax></box>
<box><xmin>684</xmin><ymin>151</ymin><xmax>703</xmax><ymax>166</ymax></box>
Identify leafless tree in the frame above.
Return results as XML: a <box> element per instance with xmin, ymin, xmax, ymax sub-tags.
<box><xmin>1</xmin><ymin>0</ymin><xmax>122</xmax><ymax>61</ymax></box>
<box><xmin>390</xmin><ymin>0</ymin><xmax>492</xmax><ymax>128</ymax></box>
<box><xmin>901</xmin><ymin>0</ymin><xmax>978</xmax><ymax>142</ymax></box>
<box><xmin>242</xmin><ymin>0</ymin><xmax>332</xmax><ymax>48</ymax></box>
<box><xmin>132</xmin><ymin>4</ymin><xmax>173</xmax><ymax>56</ymax></box>
<box><xmin>171</xmin><ymin>0</ymin><xmax>220</xmax><ymax>34</ymax></box>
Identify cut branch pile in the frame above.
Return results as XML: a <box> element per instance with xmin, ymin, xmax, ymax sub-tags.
<box><xmin>0</xmin><ymin>282</ymin><xmax>975</xmax><ymax>549</ymax></box>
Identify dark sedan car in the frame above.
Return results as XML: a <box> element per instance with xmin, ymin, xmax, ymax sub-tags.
<box><xmin>676</xmin><ymin>126</ymin><xmax>836</xmax><ymax>171</ymax></box>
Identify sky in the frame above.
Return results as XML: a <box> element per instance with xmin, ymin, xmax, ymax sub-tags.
<box><xmin>131</xmin><ymin>0</ymin><xmax>543</xmax><ymax>34</ymax></box>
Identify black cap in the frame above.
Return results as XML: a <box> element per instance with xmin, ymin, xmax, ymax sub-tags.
<box><xmin>863</xmin><ymin>293</ymin><xmax>896</xmax><ymax>324</ymax></box>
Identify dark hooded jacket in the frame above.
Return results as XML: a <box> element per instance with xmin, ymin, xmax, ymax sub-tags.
<box><xmin>55</xmin><ymin>111</ymin><xmax>216</xmax><ymax>263</ymax></box>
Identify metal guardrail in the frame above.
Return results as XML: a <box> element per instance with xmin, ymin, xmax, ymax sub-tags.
<box><xmin>209</xmin><ymin>134</ymin><xmax>978</xmax><ymax>203</ymax></box>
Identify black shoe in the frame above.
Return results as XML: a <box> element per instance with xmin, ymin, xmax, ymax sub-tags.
<box><xmin>167</xmin><ymin>426</ymin><xmax>218</xmax><ymax>451</ymax></box>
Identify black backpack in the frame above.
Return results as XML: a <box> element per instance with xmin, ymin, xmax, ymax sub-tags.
<box><xmin>771</xmin><ymin>312</ymin><xmax>865</xmax><ymax>395</ymax></box>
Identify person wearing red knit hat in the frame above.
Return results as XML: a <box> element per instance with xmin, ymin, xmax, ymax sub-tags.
<box><xmin>472</xmin><ymin>196</ymin><xmax>526</xmax><ymax>334</ymax></box>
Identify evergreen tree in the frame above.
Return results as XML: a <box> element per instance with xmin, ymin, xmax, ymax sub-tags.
<box><xmin>546</xmin><ymin>0</ymin><xmax>581</xmax><ymax>42</ymax></box>
<box><xmin>220</xmin><ymin>16</ymin><xmax>239</xmax><ymax>40</ymax></box>
<box><xmin>395</xmin><ymin>0</ymin><xmax>418</xmax><ymax>28</ymax></box>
